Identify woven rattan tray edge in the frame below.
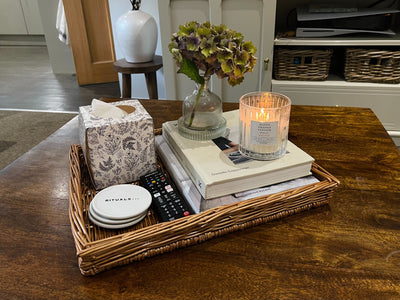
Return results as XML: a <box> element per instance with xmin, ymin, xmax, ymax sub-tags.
<box><xmin>69</xmin><ymin>144</ymin><xmax>339</xmax><ymax>276</ymax></box>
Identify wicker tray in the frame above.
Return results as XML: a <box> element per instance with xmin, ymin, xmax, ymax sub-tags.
<box><xmin>273</xmin><ymin>48</ymin><xmax>333</xmax><ymax>81</ymax></box>
<box><xmin>344</xmin><ymin>48</ymin><xmax>400</xmax><ymax>84</ymax></box>
<box><xmin>69</xmin><ymin>137</ymin><xmax>340</xmax><ymax>276</ymax></box>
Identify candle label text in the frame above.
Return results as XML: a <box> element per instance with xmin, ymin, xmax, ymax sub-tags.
<box><xmin>250</xmin><ymin>120</ymin><xmax>278</xmax><ymax>145</ymax></box>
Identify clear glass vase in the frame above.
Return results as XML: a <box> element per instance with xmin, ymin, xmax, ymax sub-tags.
<box><xmin>178</xmin><ymin>76</ymin><xmax>226</xmax><ymax>140</ymax></box>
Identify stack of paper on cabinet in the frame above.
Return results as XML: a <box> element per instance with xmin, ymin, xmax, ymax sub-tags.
<box><xmin>160</xmin><ymin>110</ymin><xmax>317</xmax><ymax>209</ymax></box>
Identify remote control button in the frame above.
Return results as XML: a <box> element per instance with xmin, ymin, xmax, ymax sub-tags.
<box><xmin>140</xmin><ymin>170</ymin><xmax>194</xmax><ymax>222</ymax></box>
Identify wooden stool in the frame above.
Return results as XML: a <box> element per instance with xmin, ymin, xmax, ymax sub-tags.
<box><xmin>113</xmin><ymin>55</ymin><xmax>163</xmax><ymax>99</ymax></box>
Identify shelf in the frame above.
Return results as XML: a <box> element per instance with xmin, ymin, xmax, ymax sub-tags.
<box><xmin>274</xmin><ymin>33</ymin><xmax>400</xmax><ymax>46</ymax></box>
<box><xmin>272</xmin><ymin>1</ymin><xmax>400</xmax><ymax>146</ymax></box>
<box><xmin>272</xmin><ymin>75</ymin><xmax>400</xmax><ymax>88</ymax></box>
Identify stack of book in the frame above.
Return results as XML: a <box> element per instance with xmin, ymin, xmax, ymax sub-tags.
<box><xmin>156</xmin><ymin>110</ymin><xmax>318</xmax><ymax>213</ymax></box>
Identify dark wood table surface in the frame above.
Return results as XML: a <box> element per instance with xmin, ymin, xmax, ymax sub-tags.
<box><xmin>1</xmin><ymin>100</ymin><xmax>399</xmax><ymax>299</ymax></box>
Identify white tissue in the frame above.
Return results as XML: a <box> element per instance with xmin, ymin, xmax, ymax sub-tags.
<box><xmin>91</xmin><ymin>99</ymin><xmax>128</xmax><ymax>120</ymax></box>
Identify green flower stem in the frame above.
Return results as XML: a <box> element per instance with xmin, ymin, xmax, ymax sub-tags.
<box><xmin>188</xmin><ymin>81</ymin><xmax>205</xmax><ymax>127</ymax></box>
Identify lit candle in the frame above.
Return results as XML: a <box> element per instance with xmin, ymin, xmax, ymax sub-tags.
<box><xmin>239</xmin><ymin>92</ymin><xmax>291</xmax><ymax>160</ymax></box>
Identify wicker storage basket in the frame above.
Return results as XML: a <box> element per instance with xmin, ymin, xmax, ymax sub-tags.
<box><xmin>344</xmin><ymin>48</ymin><xmax>400</xmax><ymax>83</ymax></box>
<box><xmin>274</xmin><ymin>48</ymin><xmax>333</xmax><ymax>80</ymax></box>
<box><xmin>69</xmin><ymin>132</ymin><xmax>339</xmax><ymax>276</ymax></box>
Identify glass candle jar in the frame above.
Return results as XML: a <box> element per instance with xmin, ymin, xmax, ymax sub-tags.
<box><xmin>239</xmin><ymin>92</ymin><xmax>291</xmax><ymax>160</ymax></box>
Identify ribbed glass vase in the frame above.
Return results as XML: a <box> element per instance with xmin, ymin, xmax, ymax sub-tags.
<box><xmin>178</xmin><ymin>76</ymin><xmax>226</xmax><ymax>140</ymax></box>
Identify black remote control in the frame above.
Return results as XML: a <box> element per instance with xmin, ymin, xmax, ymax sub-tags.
<box><xmin>140</xmin><ymin>169</ymin><xmax>194</xmax><ymax>222</ymax></box>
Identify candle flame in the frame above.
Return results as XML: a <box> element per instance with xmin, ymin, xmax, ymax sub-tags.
<box><xmin>257</xmin><ymin>108</ymin><xmax>269</xmax><ymax>121</ymax></box>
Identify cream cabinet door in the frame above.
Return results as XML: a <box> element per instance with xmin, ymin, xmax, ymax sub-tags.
<box><xmin>158</xmin><ymin>0</ymin><xmax>276</xmax><ymax>102</ymax></box>
<box><xmin>0</xmin><ymin>0</ymin><xmax>28</xmax><ymax>34</ymax></box>
<box><xmin>20</xmin><ymin>0</ymin><xmax>44</xmax><ymax>34</ymax></box>
<box><xmin>0</xmin><ymin>0</ymin><xmax>43</xmax><ymax>35</ymax></box>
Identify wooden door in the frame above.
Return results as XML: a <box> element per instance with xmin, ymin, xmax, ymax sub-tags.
<box><xmin>158</xmin><ymin>0</ymin><xmax>276</xmax><ymax>102</ymax></box>
<box><xmin>63</xmin><ymin>0</ymin><xmax>118</xmax><ymax>85</ymax></box>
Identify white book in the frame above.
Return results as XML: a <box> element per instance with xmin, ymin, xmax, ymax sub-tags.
<box><xmin>155</xmin><ymin>135</ymin><xmax>319</xmax><ymax>213</ymax></box>
<box><xmin>162</xmin><ymin>110</ymin><xmax>315</xmax><ymax>200</ymax></box>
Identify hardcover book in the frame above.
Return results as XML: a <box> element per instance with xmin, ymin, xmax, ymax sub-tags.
<box><xmin>155</xmin><ymin>135</ymin><xmax>319</xmax><ymax>213</ymax></box>
<box><xmin>162</xmin><ymin>110</ymin><xmax>314</xmax><ymax>199</ymax></box>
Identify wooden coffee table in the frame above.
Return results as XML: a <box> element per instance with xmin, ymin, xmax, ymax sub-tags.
<box><xmin>1</xmin><ymin>100</ymin><xmax>399</xmax><ymax>299</ymax></box>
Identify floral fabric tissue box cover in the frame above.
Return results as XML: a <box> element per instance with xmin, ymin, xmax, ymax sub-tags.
<box><xmin>79</xmin><ymin>100</ymin><xmax>156</xmax><ymax>190</ymax></box>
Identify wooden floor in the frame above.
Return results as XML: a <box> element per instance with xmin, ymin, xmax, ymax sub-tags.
<box><xmin>0</xmin><ymin>46</ymin><xmax>120</xmax><ymax>112</ymax></box>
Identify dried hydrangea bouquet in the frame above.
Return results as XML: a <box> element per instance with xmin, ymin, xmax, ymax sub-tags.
<box><xmin>169</xmin><ymin>21</ymin><xmax>257</xmax><ymax>140</ymax></box>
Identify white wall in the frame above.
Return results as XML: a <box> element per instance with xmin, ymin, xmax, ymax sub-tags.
<box><xmin>37</xmin><ymin>0</ymin><xmax>75</xmax><ymax>74</ymax></box>
<box><xmin>109</xmin><ymin>0</ymin><xmax>165</xmax><ymax>99</ymax></box>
